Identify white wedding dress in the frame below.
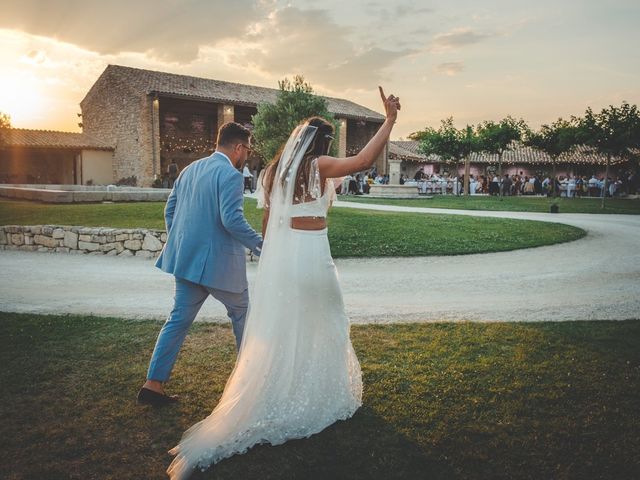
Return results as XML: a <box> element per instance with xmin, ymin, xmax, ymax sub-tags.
<box><xmin>167</xmin><ymin>123</ymin><xmax>362</xmax><ymax>479</ymax></box>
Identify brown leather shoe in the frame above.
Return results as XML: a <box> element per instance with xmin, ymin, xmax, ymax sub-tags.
<box><xmin>137</xmin><ymin>387</ymin><xmax>179</xmax><ymax>406</ymax></box>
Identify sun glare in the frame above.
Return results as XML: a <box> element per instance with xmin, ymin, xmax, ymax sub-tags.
<box><xmin>0</xmin><ymin>73</ymin><xmax>46</xmax><ymax>127</ymax></box>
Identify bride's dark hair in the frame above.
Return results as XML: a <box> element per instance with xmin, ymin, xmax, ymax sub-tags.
<box><xmin>261</xmin><ymin>116</ymin><xmax>335</xmax><ymax>205</ymax></box>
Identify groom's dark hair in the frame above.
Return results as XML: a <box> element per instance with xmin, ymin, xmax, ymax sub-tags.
<box><xmin>217</xmin><ymin>122</ymin><xmax>251</xmax><ymax>148</ymax></box>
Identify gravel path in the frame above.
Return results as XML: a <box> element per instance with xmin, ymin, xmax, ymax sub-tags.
<box><xmin>1</xmin><ymin>201</ymin><xmax>639</xmax><ymax>323</ymax></box>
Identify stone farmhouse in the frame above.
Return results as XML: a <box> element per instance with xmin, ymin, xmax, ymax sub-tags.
<box><xmin>81</xmin><ymin>65</ymin><xmax>386</xmax><ymax>186</ymax></box>
<box><xmin>0</xmin><ymin>64</ymin><xmax>386</xmax><ymax>187</ymax></box>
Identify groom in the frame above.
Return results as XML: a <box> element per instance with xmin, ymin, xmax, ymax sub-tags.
<box><xmin>137</xmin><ymin>122</ymin><xmax>263</xmax><ymax>406</ymax></box>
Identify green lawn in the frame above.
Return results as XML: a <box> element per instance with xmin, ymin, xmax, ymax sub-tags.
<box><xmin>1</xmin><ymin>312</ymin><xmax>638</xmax><ymax>479</ymax></box>
<box><xmin>0</xmin><ymin>199</ymin><xmax>585</xmax><ymax>257</ymax></box>
<box><xmin>339</xmin><ymin>194</ymin><xmax>640</xmax><ymax>214</ymax></box>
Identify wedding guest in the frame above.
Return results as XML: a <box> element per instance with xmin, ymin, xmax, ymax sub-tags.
<box><xmin>567</xmin><ymin>176</ymin><xmax>577</xmax><ymax>198</ymax></box>
<box><xmin>469</xmin><ymin>174</ymin><xmax>478</xmax><ymax>194</ymax></box>
<box><xmin>167</xmin><ymin>161</ymin><xmax>179</xmax><ymax>189</ymax></box>
<box><xmin>502</xmin><ymin>174</ymin><xmax>512</xmax><ymax>196</ymax></box>
<box><xmin>609</xmin><ymin>177</ymin><xmax>620</xmax><ymax>197</ymax></box>
<box><xmin>523</xmin><ymin>176</ymin><xmax>533</xmax><ymax>195</ymax></box>
<box><xmin>513</xmin><ymin>175</ymin><xmax>522</xmax><ymax>195</ymax></box>
<box><xmin>490</xmin><ymin>175</ymin><xmax>500</xmax><ymax>195</ymax></box>
<box><xmin>477</xmin><ymin>175</ymin><xmax>485</xmax><ymax>193</ymax></box>
<box><xmin>576</xmin><ymin>176</ymin><xmax>584</xmax><ymax>197</ymax></box>
<box><xmin>588</xmin><ymin>175</ymin><xmax>599</xmax><ymax>197</ymax></box>
<box><xmin>341</xmin><ymin>174</ymin><xmax>353</xmax><ymax>194</ymax></box>
<box><xmin>534</xmin><ymin>175</ymin><xmax>542</xmax><ymax>195</ymax></box>
<box><xmin>242</xmin><ymin>165</ymin><xmax>254</xmax><ymax>193</ymax></box>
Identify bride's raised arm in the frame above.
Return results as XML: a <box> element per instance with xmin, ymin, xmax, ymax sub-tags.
<box><xmin>317</xmin><ymin>86</ymin><xmax>401</xmax><ymax>179</ymax></box>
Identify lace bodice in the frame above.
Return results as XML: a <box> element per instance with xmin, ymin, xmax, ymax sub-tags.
<box><xmin>256</xmin><ymin>175</ymin><xmax>336</xmax><ymax>218</ymax></box>
<box><xmin>289</xmin><ymin>181</ymin><xmax>336</xmax><ymax>218</ymax></box>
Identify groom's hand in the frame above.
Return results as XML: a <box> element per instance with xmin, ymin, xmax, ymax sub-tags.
<box><xmin>253</xmin><ymin>240</ymin><xmax>263</xmax><ymax>257</ymax></box>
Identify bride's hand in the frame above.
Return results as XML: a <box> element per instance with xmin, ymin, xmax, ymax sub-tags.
<box><xmin>378</xmin><ymin>86</ymin><xmax>401</xmax><ymax>123</ymax></box>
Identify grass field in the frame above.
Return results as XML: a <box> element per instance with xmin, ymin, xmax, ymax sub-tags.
<box><xmin>0</xmin><ymin>199</ymin><xmax>585</xmax><ymax>257</ymax></box>
<box><xmin>339</xmin><ymin>194</ymin><xmax>640</xmax><ymax>215</ymax></box>
<box><xmin>1</xmin><ymin>312</ymin><xmax>638</xmax><ymax>479</ymax></box>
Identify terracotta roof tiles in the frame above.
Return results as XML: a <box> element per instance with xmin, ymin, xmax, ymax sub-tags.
<box><xmin>98</xmin><ymin>65</ymin><xmax>385</xmax><ymax>123</ymax></box>
<box><xmin>1</xmin><ymin>128</ymin><xmax>113</xmax><ymax>150</ymax></box>
<box><xmin>391</xmin><ymin>140</ymin><xmax>628</xmax><ymax>165</ymax></box>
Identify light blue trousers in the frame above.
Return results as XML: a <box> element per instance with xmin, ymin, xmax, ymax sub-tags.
<box><xmin>146</xmin><ymin>276</ymin><xmax>248</xmax><ymax>382</ymax></box>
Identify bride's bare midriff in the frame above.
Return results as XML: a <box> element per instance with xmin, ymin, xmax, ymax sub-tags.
<box><xmin>290</xmin><ymin>217</ymin><xmax>327</xmax><ymax>230</ymax></box>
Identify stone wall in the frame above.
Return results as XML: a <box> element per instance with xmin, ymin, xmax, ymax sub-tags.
<box><xmin>81</xmin><ymin>67</ymin><xmax>153</xmax><ymax>186</ymax></box>
<box><xmin>0</xmin><ymin>225</ymin><xmax>166</xmax><ymax>258</ymax></box>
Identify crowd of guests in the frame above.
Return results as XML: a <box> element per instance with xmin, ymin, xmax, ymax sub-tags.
<box><xmin>401</xmin><ymin>170</ymin><xmax>462</xmax><ymax>194</ymax></box>
<box><xmin>475</xmin><ymin>170</ymin><xmax>639</xmax><ymax>198</ymax></box>
<box><xmin>230</xmin><ymin>164</ymin><xmax>639</xmax><ymax>198</ymax></box>
<box><xmin>335</xmin><ymin>168</ymin><xmax>639</xmax><ymax>197</ymax></box>
<box><xmin>339</xmin><ymin>168</ymin><xmax>389</xmax><ymax>195</ymax></box>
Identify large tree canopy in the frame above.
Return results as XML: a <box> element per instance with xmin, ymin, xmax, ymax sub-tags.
<box><xmin>576</xmin><ymin>102</ymin><xmax>640</xmax><ymax>207</ymax></box>
<box><xmin>525</xmin><ymin>118</ymin><xmax>580</xmax><ymax>159</ymax></box>
<box><xmin>414</xmin><ymin>117</ymin><xmax>467</xmax><ymax>163</ymax></box>
<box><xmin>577</xmin><ymin>102</ymin><xmax>640</xmax><ymax>159</ymax></box>
<box><xmin>524</xmin><ymin>118</ymin><xmax>580</xmax><ymax>198</ymax></box>
<box><xmin>476</xmin><ymin>116</ymin><xmax>528</xmax><ymax>156</ymax></box>
<box><xmin>411</xmin><ymin>118</ymin><xmax>482</xmax><ymax>194</ymax></box>
<box><xmin>251</xmin><ymin>76</ymin><xmax>337</xmax><ymax>165</ymax></box>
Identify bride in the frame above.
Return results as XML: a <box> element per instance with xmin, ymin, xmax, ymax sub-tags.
<box><xmin>167</xmin><ymin>87</ymin><xmax>400</xmax><ymax>479</ymax></box>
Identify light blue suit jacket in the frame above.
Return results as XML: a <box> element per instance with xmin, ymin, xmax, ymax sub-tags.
<box><xmin>155</xmin><ymin>152</ymin><xmax>262</xmax><ymax>293</ymax></box>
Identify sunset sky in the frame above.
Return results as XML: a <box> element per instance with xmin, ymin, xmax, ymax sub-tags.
<box><xmin>0</xmin><ymin>0</ymin><xmax>638</xmax><ymax>139</ymax></box>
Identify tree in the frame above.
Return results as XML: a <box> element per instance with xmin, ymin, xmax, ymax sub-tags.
<box><xmin>413</xmin><ymin>118</ymin><xmax>481</xmax><ymax>195</ymax></box>
<box><xmin>576</xmin><ymin>102</ymin><xmax>640</xmax><ymax>208</ymax></box>
<box><xmin>416</xmin><ymin>118</ymin><xmax>465</xmax><ymax>163</ymax></box>
<box><xmin>0</xmin><ymin>112</ymin><xmax>10</xmax><ymax>148</ymax></box>
<box><xmin>251</xmin><ymin>76</ymin><xmax>337</xmax><ymax>165</ymax></box>
<box><xmin>524</xmin><ymin>118</ymin><xmax>581</xmax><ymax>198</ymax></box>
<box><xmin>476</xmin><ymin>116</ymin><xmax>528</xmax><ymax>198</ymax></box>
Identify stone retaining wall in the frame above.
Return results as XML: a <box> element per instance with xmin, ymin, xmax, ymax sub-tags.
<box><xmin>0</xmin><ymin>225</ymin><xmax>166</xmax><ymax>257</ymax></box>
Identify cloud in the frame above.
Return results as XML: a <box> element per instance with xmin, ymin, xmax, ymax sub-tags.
<box><xmin>0</xmin><ymin>0</ymin><xmax>267</xmax><ymax>62</ymax></box>
<box><xmin>435</xmin><ymin>62</ymin><xmax>464</xmax><ymax>76</ymax></box>
<box><xmin>394</xmin><ymin>4</ymin><xmax>434</xmax><ymax>16</ymax></box>
<box><xmin>365</xmin><ymin>1</ymin><xmax>434</xmax><ymax>19</ymax></box>
<box><xmin>430</xmin><ymin>28</ymin><xmax>492</xmax><ymax>53</ymax></box>
<box><xmin>0</xmin><ymin>2</ymin><xmax>417</xmax><ymax>90</ymax></box>
<box><xmin>229</xmin><ymin>6</ymin><xmax>414</xmax><ymax>90</ymax></box>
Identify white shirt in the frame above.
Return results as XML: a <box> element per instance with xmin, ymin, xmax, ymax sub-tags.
<box><xmin>242</xmin><ymin>166</ymin><xmax>253</xmax><ymax>178</ymax></box>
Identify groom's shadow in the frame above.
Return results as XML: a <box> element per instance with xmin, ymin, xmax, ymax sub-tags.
<box><xmin>188</xmin><ymin>405</ymin><xmax>454</xmax><ymax>480</ymax></box>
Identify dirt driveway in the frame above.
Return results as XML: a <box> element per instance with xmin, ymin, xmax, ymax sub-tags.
<box><xmin>1</xmin><ymin>202</ymin><xmax>639</xmax><ymax>323</ymax></box>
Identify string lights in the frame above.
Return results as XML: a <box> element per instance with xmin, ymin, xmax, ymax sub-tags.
<box><xmin>161</xmin><ymin>134</ymin><xmax>214</xmax><ymax>154</ymax></box>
